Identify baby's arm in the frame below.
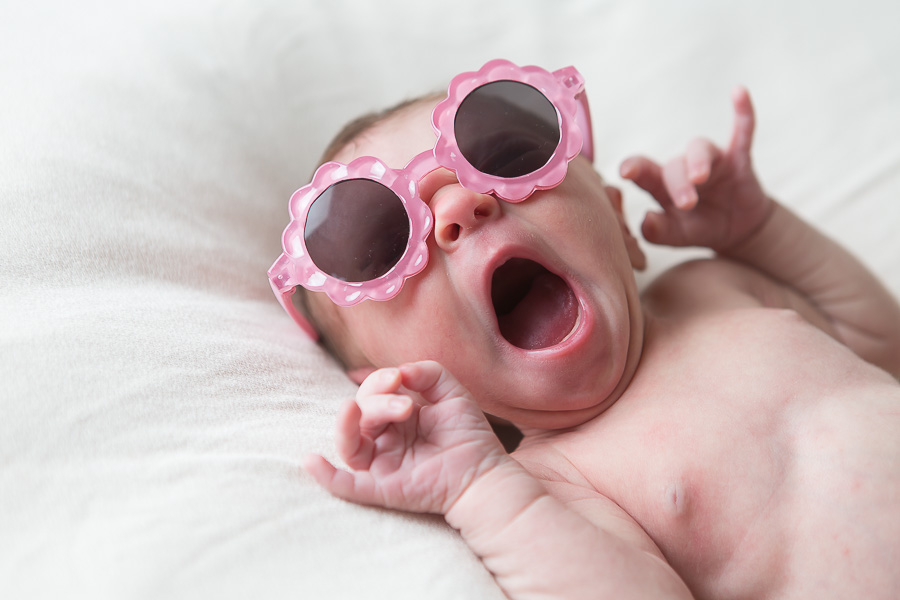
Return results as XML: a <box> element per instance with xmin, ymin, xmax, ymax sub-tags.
<box><xmin>305</xmin><ymin>361</ymin><xmax>693</xmax><ymax>600</ymax></box>
<box><xmin>621</xmin><ymin>88</ymin><xmax>900</xmax><ymax>377</ymax></box>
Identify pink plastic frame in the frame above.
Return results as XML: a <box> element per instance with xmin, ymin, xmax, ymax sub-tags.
<box><xmin>432</xmin><ymin>59</ymin><xmax>593</xmax><ymax>201</ymax></box>
<box><xmin>269</xmin><ymin>59</ymin><xmax>593</xmax><ymax>339</ymax></box>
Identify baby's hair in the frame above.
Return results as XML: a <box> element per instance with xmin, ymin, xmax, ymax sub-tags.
<box><xmin>315</xmin><ymin>92</ymin><xmax>446</xmax><ymax>171</ymax></box>
<box><xmin>292</xmin><ymin>91</ymin><xmax>444</xmax><ymax>368</ymax></box>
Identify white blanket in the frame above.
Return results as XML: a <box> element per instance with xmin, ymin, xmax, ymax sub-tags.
<box><xmin>2</xmin><ymin>1</ymin><xmax>898</xmax><ymax>598</ymax></box>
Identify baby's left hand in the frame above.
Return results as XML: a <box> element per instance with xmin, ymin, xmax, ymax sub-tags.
<box><xmin>620</xmin><ymin>87</ymin><xmax>773</xmax><ymax>252</ymax></box>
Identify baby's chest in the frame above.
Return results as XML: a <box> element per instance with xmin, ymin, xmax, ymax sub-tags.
<box><xmin>565</xmin><ymin>309</ymin><xmax>887</xmax><ymax>593</ymax></box>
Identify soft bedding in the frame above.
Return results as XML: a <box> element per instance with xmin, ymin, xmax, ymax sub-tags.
<box><xmin>2</xmin><ymin>1</ymin><xmax>898</xmax><ymax>598</ymax></box>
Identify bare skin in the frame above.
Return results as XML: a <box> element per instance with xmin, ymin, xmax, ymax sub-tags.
<box><xmin>304</xmin><ymin>88</ymin><xmax>900</xmax><ymax>599</ymax></box>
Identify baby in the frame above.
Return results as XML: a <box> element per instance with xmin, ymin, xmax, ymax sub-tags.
<box><xmin>276</xmin><ymin>61</ymin><xmax>900</xmax><ymax>599</ymax></box>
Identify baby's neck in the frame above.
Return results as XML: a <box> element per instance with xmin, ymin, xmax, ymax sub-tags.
<box><xmin>513</xmin><ymin>308</ymin><xmax>655</xmax><ymax>444</ymax></box>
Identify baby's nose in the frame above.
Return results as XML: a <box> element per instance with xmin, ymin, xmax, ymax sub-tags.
<box><xmin>430</xmin><ymin>184</ymin><xmax>500</xmax><ymax>251</ymax></box>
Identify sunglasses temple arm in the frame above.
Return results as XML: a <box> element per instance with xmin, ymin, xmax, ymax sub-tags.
<box><xmin>269</xmin><ymin>254</ymin><xmax>320</xmax><ymax>341</ymax></box>
<box><xmin>553</xmin><ymin>66</ymin><xmax>594</xmax><ymax>163</ymax></box>
<box><xmin>575</xmin><ymin>90</ymin><xmax>594</xmax><ymax>162</ymax></box>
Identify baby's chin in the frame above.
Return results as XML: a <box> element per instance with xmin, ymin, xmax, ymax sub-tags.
<box><xmin>484</xmin><ymin>288</ymin><xmax>643</xmax><ymax>431</ymax></box>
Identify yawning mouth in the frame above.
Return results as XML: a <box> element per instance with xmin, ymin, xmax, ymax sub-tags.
<box><xmin>491</xmin><ymin>258</ymin><xmax>579</xmax><ymax>350</ymax></box>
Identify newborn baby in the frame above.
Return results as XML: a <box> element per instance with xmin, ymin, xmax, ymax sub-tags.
<box><xmin>271</xmin><ymin>61</ymin><xmax>900</xmax><ymax>599</ymax></box>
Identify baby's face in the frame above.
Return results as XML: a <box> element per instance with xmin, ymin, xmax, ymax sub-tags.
<box><xmin>312</xmin><ymin>100</ymin><xmax>646</xmax><ymax>430</ymax></box>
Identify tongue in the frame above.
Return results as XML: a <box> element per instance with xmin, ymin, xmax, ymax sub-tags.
<box><xmin>498</xmin><ymin>273</ymin><xmax>578</xmax><ymax>350</ymax></box>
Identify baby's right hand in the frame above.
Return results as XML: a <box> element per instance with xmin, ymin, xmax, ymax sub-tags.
<box><xmin>303</xmin><ymin>360</ymin><xmax>510</xmax><ymax>515</ymax></box>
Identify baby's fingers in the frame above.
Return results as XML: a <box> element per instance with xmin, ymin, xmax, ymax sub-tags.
<box><xmin>303</xmin><ymin>454</ymin><xmax>382</xmax><ymax>507</ymax></box>
<box><xmin>336</xmin><ymin>395</ymin><xmax>413</xmax><ymax>470</ymax></box>
<box><xmin>729</xmin><ymin>86</ymin><xmax>755</xmax><ymax>158</ymax></box>
<box><xmin>398</xmin><ymin>360</ymin><xmax>474</xmax><ymax>407</ymax></box>
<box><xmin>620</xmin><ymin>156</ymin><xmax>672</xmax><ymax>209</ymax></box>
<box><xmin>685</xmin><ymin>138</ymin><xmax>721</xmax><ymax>186</ymax></box>
<box><xmin>357</xmin><ymin>367</ymin><xmax>403</xmax><ymax>398</ymax></box>
<box><xmin>662</xmin><ymin>157</ymin><xmax>699</xmax><ymax>210</ymax></box>
<box><xmin>335</xmin><ymin>399</ymin><xmax>369</xmax><ymax>468</ymax></box>
<box><xmin>641</xmin><ymin>210</ymin><xmax>688</xmax><ymax>247</ymax></box>
<box><xmin>358</xmin><ymin>393</ymin><xmax>414</xmax><ymax>428</ymax></box>
<box><xmin>664</xmin><ymin>139</ymin><xmax>723</xmax><ymax>210</ymax></box>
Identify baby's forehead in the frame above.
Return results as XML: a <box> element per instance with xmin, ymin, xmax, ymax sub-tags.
<box><xmin>332</xmin><ymin>100</ymin><xmax>439</xmax><ymax>170</ymax></box>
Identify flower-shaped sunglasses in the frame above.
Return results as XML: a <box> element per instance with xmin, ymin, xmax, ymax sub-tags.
<box><xmin>269</xmin><ymin>59</ymin><xmax>593</xmax><ymax>338</ymax></box>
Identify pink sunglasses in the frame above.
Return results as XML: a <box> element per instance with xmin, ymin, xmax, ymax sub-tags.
<box><xmin>268</xmin><ymin>59</ymin><xmax>593</xmax><ymax>339</ymax></box>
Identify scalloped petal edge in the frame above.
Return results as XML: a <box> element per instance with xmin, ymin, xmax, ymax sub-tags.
<box><xmin>272</xmin><ymin>156</ymin><xmax>433</xmax><ymax>307</ymax></box>
<box><xmin>432</xmin><ymin>59</ymin><xmax>585</xmax><ymax>202</ymax></box>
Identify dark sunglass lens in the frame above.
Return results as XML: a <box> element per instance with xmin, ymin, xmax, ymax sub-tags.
<box><xmin>305</xmin><ymin>179</ymin><xmax>410</xmax><ymax>282</ymax></box>
<box><xmin>455</xmin><ymin>81</ymin><xmax>560</xmax><ymax>178</ymax></box>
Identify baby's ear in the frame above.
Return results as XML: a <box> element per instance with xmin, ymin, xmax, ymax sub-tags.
<box><xmin>347</xmin><ymin>366</ymin><xmax>377</xmax><ymax>385</ymax></box>
<box><xmin>605</xmin><ymin>185</ymin><xmax>647</xmax><ymax>271</ymax></box>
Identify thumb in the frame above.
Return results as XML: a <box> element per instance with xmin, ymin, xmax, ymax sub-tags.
<box><xmin>398</xmin><ymin>360</ymin><xmax>473</xmax><ymax>406</ymax></box>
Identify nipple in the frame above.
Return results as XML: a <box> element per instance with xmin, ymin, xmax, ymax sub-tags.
<box><xmin>664</xmin><ymin>481</ymin><xmax>688</xmax><ymax>517</ymax></box>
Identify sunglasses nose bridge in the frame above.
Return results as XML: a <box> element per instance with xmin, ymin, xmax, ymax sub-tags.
<box><xmin>430</xmin><ymin>184</ymin><xmax>500</xmax><ymax>250</ymax></box>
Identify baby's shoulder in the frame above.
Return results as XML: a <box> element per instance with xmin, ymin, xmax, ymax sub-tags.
<box><xmin>641</xmin><ymin>257</ymin><xmax>773</xmax><ymax>318</ymax></box>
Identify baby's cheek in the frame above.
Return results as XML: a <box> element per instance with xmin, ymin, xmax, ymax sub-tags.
<box><xmin>354</xmin><ymin>312</ymin><xmax>440</xmax><ymax>367</ymax></box>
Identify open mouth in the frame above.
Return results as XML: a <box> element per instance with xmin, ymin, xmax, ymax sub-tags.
<box><xmin>491</xmin><ymin>258</ymin><xmax>579</xmax><ymax>350</ymax></box>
